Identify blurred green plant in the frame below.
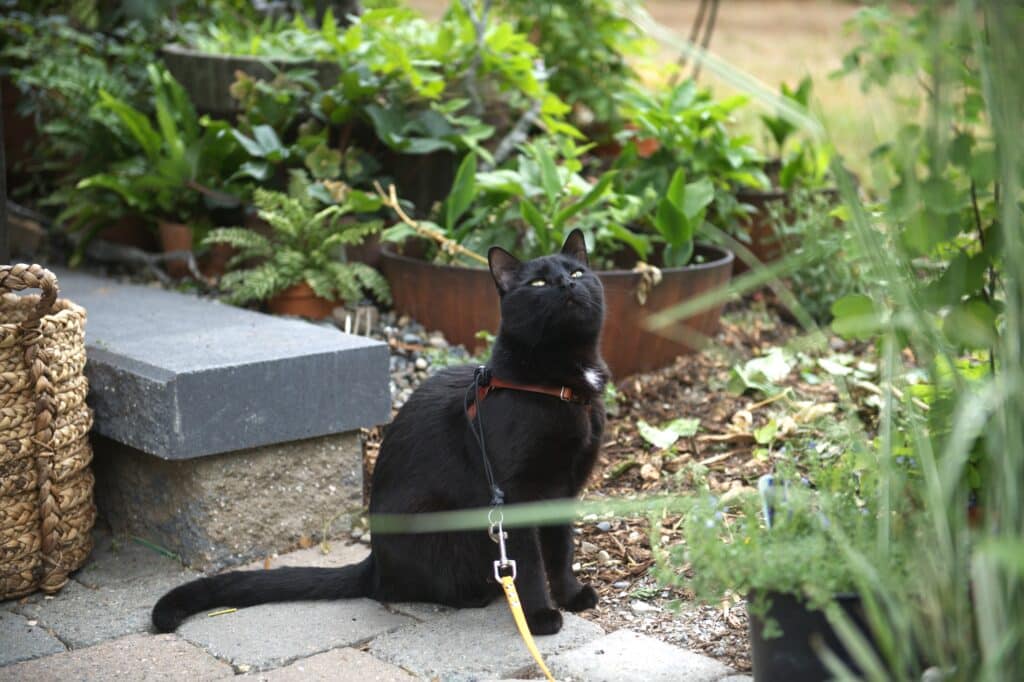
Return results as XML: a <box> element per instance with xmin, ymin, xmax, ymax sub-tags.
<box><xmin>614</xmin><ymin>80</ymin><xmax>769</xmax><ymax>235</ymax></box>
<box><xmin>65</xmin><ymin>64</ymin><xmax>247</xmax><ymax>261</ymax></box>
<box><xmin>203</xmin><ymin>173</ymin><xmax>390</xmax><ymax>306</ymax></box>
<box><xmin>494</xmin><ymin>0</ymin><xmax>648</xmax><ymax>130</ymax></box>
<box><xmin>768</xmin><ymin>188</ymin><xmax>864</xmax><ymax>323</ymax></box>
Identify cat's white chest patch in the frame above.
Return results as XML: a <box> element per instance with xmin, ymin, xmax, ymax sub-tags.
<box><xmin>583</xmin><ymin>368</ymin><xmax>603</xmax><ymax>391</ymax></box>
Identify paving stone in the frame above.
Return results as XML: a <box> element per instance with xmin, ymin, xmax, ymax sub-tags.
<box><xmin>369</xmin><ymin>601</ymin><xmax>604</xmax><ymax>680</ymax></box>
<box><xmin>73</xmin><ymin>528</ymin><xmax>186</xmax><ymax>588</ymax></box>
<box><xmin>385</xmin><ymin>601</ymin><xmax>455</xmax><ymax>622</ymax></box>
<box><xmin>546</xmin><ymin>629</ymin><xmax>734</xmax><ymax>682</ymax></box>
<box><xmin>239</xmin><ymin>647</ymin><xmax>415</xmax><ymax>681</ymax></box>
<box><xmin>237</xmin><ymin>541</ymin><xmax>369</xmax><ymax>571</ymax></box>
<box><xmin>0</xmin><ymin>632</ymin><xmax>232</xmax><ymax>681</ymax></box>
<box><xmin>53</xmin><ymin>268</ymin><xmax>390</xmax><ymax>460</ymax></box>
<box><xmin>14</xmin><ymin>569</ymin><xmax>198</xmax><ymax>649</ymax></box>
<box><xmin>178</xmin><ymin>598</ymin><xmax>412</xmax><ymax>671</ymax></box>
<box><xmin>0</xmin><ymin>610</ymin><xmax>66</xmax><ymax>666</ymax></box>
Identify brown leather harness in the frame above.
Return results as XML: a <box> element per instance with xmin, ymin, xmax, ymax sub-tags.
<box><xmin>465</xmin><ymin>374</ymin><xmax>590</xmax><ymax>421</ymax></box>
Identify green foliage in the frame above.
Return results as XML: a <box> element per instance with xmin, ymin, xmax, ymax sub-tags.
<box><xmin>652</xmin><ymin>169</ymin><xmax>714</xmax><ymax>267</ymax></box>
<box><xmin>205</xmin><ymin>178</ymin><xmax>390</xmax><ymax>306</ymax></box>
<box><xmin>172</xmin><ymin>12</ymin><xmax>331</xmax><ymax>59</ymax></box>
<box><xmin>0</xmin><ymin>12</ymin><xmax>153</xmax><ymax>196</ymax></box>
<box><xmin>770</xmin><ymin>189</ymin><xmax>865</xmax><ymax>323</ymax></box>
<box><xmin>392</xmin><ymin>138</ymin><xmax>654</xmax><ymax>266</ymax></box>
<box><xmin>70</xmin><ymin>65</ymin><xmax>245</xmax><ymax>225</ymax></box>
<box><xmin>614</xmin><ymin>80</ymin><xmax>769</xmax><ymax>234</ymax></box>
<box><xmin>494</xmin><ymin>0</ymin><xmax>648</xmax><ymax>129</ymax></box>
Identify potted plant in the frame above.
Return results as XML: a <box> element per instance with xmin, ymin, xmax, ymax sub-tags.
<box><xmin>735</xmin><ymin>77</ymin><xmax>836</xmax><ymax>271</ymax></box>
<box><xmin>611</xmin><ymin>79</ymin><xmax>770</xmax><ymax>235</ymax></box>
<box><xmin>664</xmin><ymin>454</ymin><xmax>896</xmax><ymax>681</ymax></box>
<box><xmin>161</xmin><ymin>10</ymin><xmax>342</xmax><ymax>117</ymax></box>
<box><xmin>379</xmin><ymin>138</ymin><xmax>734</xmax><ymax>377</ymax></box>
<box><xmin>203</xmin><ymin>175</ymin><xmax>391</xmax><ymax>319</ymax></box>
<box><xmin>68</xmin><ymin>64</ymin><xmax>248</xmax><ymax>274</ymax></box>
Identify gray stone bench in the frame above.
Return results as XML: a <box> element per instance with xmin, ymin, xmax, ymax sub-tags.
<box><xmin>53</xmin><ymin>269</ymin><xmax>390</xmax><ymax>568</ymax></box>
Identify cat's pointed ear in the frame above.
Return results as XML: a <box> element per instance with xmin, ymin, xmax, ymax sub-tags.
<box><xmin>488</xmin><ymin>246</ymin><xmax>521</xmax><ymax>293</ymax></box>
<box><xmin>561</xmin><ymin>228</ymin><xmax>588</xmax><ymax>265</ymax></box>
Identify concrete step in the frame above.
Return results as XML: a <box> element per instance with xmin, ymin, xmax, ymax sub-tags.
<box><xmin>53</xmin><ymin>268</ymin><xmax>389</xmax><ymax>460</ymax></box>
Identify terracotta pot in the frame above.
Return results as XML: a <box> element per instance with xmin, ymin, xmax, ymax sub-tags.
<box><xmin>266</xmin><ymin>282</ymin><xmax>338</xmax><ymax>320</ymax></box>
<box><xmin>157</xmin><ymin>220</ymin><xmax>194</xmax><ymax>279</ymax></box>
<box><xmin>97</xmin><ymin>216</ymin><xmax>159</xmax><ymax>252</ymax></box>
<box><xmin>379</xmin><ymin>244</ymin><xmax>734</xmax><ymax>378</ymax></box>
<box><xmin>199</xmin><ymin>243</ymin><xmax>237</xmax><ymax>279</ymax></box>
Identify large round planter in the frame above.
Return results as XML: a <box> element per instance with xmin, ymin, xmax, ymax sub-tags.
<box><xmin>748</xmin><ymin>591</ymin><xmax>872</xmax><ymax>682</ymax></box>
<box><xmin>379</xmin><ymin>244</ymin><xmax>734</xmax><ymax>378</ymax></box>
<box><xmin>160</xmin><ymin>44</ymin><xmax>341</xmax><ymax>117</ymax></box>
<box><xmin>267</xmin><ymin>282</ymin><xmax>338</xmax><ymax>320</ymax></box>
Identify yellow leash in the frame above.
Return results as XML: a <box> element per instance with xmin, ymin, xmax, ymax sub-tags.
<box><xmin>500</xmin><ymin>575</ymin><xmax>556</xmax><ymax>681</ymax></box>
<box><xmin>490</xmin><ymin>510</ymin><xmax>556</xmax><ymax>682</ymax></box>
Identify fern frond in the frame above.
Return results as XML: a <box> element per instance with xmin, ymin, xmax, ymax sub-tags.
<box><xmin>203</xmin><ymin>227</ymin><xmax>273</xmax><ymax>256</ymax></box>
<box><xmin>304</xmin><ymin>270</ymin><xmax>338</xmax><ymax>301</ymax></box>
<box><xmin>349</xmin><ymin>262</ymin><xmax>393</xmax><ymax>305</ymax></box>
<box><xmin>322</xmin><ymin>220</ymin><xmax>383</xmax><ymax>252</ymax></box>
<box><xmin>219</xmin><ymin>262</ymin><xmax>290</xmax><ymax>305</ymax></box>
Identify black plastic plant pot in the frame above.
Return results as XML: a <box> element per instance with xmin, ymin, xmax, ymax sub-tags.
<box><xmin>748</xmin><ymin>591</ymin><xmax>871</xmax><ymax>682</ymax></box>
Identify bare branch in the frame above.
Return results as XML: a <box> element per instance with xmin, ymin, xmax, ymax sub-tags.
<box><xmin>373</xmin><ymin>181</ymin><xmax>488</xmax><ymax>266</ymax></box>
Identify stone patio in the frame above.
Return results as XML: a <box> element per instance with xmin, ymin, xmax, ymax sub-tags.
<box><xmin>0</xmin><ymin>526</ymin><xmax>752</xmax><ymax>681</ymax></box>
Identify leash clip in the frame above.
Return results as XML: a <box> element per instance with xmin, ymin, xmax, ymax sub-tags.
<box><xmin>488</xmin><ymin>511</ymin><xmax>517</xmax><ymax>581</ymax></box>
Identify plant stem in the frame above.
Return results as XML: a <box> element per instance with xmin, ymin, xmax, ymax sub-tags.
<box><xmin>373</xmin><ymin>182</ymin><xmax>488</xmax><ymax>266</ymax></box>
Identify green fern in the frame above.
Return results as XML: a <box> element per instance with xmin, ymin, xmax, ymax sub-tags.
<box><xmin>211</xmin><ymin>185</ymin><xmax>390</xmax><ymax>307</ymax></box>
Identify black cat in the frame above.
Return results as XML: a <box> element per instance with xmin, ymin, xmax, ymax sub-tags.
<box><xmin>151</xmin><ymin>229</ymin><xmax>608</xmax><ymax>635</ymax></box>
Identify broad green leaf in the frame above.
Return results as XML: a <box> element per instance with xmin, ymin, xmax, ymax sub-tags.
<box><xmin>444</xmin><ymin>153</ymin><xmax>477</xmax><ymax>231</ymax></box>
<box><xmin>253</xmin><ymin>125</ymin><xmax>285</xmax><ymax>156</ymax></box>
<box><xmin>553</xmin><ymin>171</ymin><xmax>615</xmax><ymax>228</ymax></box>
<box><xmin>831</xmin><ymin>294</ymin><xmax>880</xmax><ymax>340</ymax></box>
<box><xmin>98</xmin><ymin>90</ymin><xmax>161</xmax><ymax>162</ymax></box>
<box><xmin>654</xmin><ymin>198</ymin><xmax>687</xmax><ymax>245</ymax></box>
<box><xmin>665</xmin><ymin>168</ymin><xmax>687</xmax><ymax>209</ymax></box>
<box><xmin>519</xmin><ymin>198</ymin><xmax>549</xmax><ymax>249</ymax></box>
<box><xmin>535</xmin><ymin>143</ymin><xmax>561</xmax><ymax>203</ymax></box>
<box><xmin>682</xmin><ymin>177</ymin><xmax>715</xmax><ymax>219</ymax></box>
<box><xmin>754</xmin><ymin>420</ymin><xmax>778</xmax><ymax>445</ymax></box>
<box><xmin>943</xmin><ymin>299</ymin><xmax>998</xmax><ymax>349</ymax></box>
<box><xmin>637</xmin><ymin>419</ymin><xmax>680</xmax><ymax>450</ymax></box>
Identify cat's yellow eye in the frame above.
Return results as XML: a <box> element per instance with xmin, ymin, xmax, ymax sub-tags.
<box><xmin>570</xmin><ymin>270</ymin><xmax>584</xmax><ymax>278</ymax></box>
<box><xmin>531</xmin><ymin>279</ymin><xmax>546</xmax><ymax>287</ymax></box>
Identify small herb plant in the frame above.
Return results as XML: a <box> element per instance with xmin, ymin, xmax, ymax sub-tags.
<box><xmin>759</xmin><ymin>77</ymin><xmax>832</xmax><ymax>190</ymax></box>
<box><xmin>65</xmin><ymin>64</ymin><xmax>246</xmax><ymax>259</ymax></box>
<box><xmin>203</xmin><ymin>175</ymin><xmax>391</xmax><ymax>307</ymax></box>
<box><xmin>614</xmin><ymin>80</ymin><xmax>769</xmax><ymax>234</ymax></box>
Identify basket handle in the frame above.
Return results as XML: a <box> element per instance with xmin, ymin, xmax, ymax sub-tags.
<box><xmin>0</xmin><ymin>264</ymin><xmax>59</xmax><ymax>322</ymax></box>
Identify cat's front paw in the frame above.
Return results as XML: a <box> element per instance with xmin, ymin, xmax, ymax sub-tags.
<box><xmin>526</xmin><ymin>607</ymin><xmax>563</xmax><ymax>635</ymax></box>
<box><xmin>559</xmin><ymin>584</ymin><xmax>598</xmax><ymax>612</ymax></box>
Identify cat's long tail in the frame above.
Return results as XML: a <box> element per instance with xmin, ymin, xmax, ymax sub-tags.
<box><xmin>151</xmin><ymin>555</ymin><xmax>374</xmax><ymax>632</ymax></box>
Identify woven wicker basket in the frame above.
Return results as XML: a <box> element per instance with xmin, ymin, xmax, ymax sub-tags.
<box><xmin>1</xmin><ymin>264</ymin><xmax>96</xmax><ymax>600</ymax></box>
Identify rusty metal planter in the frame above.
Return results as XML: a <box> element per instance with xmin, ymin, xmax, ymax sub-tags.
<box><xmin>379</xmin><ymin>244</ymin><xmax>734</xmax><ymax>379</ymax></box>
